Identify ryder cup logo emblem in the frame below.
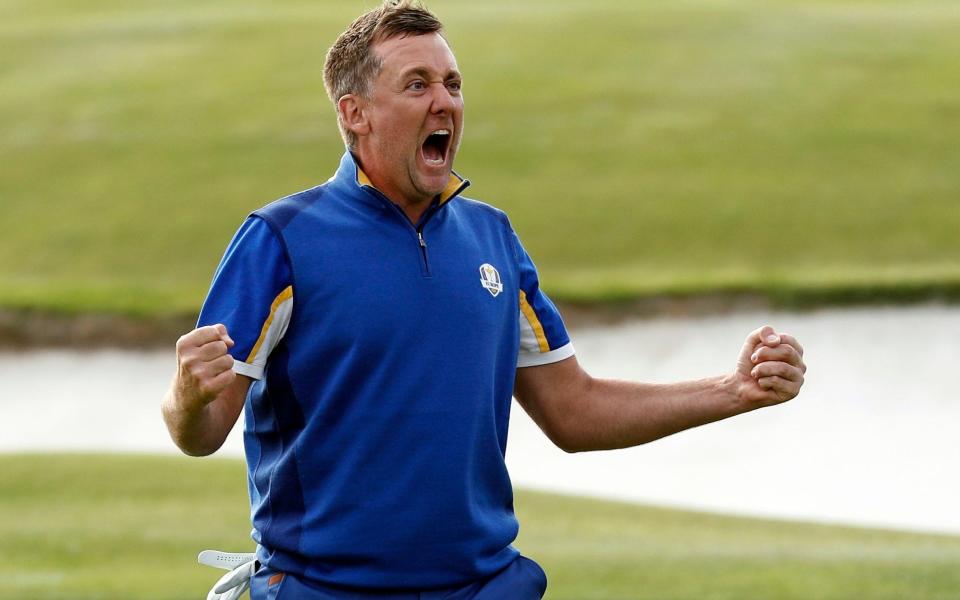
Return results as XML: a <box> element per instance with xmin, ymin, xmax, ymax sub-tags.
<box><xmin>479</xmin><ymin>263</ymin><xmax>503</xmax><ymax>297</ymax></box>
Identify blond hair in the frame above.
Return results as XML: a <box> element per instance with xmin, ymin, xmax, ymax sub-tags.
<box><xmin>323</xmin><ymin>1</ymin><xmax>445</xmax><ymax>148</ymax></box>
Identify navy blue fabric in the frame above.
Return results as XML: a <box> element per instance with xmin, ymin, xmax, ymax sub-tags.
<box><xmin>249</xmin><ymin>554</ymin><xmax>547</xmax><ymax>599</ymax></box>
<box><xmin>247</xmin><ymin>341</ymin><xmax>307</xmax><ymax>561</ymax></box>
<box><xmin>198</xmin><ymin>152</ymin><xmax>571</xmax><ymax>590</ymax></box>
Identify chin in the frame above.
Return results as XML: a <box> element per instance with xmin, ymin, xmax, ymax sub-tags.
<box><xmin>415</xmin><ymin>172</ymin><xmax>449</xmax><ymax>196</ymax></box>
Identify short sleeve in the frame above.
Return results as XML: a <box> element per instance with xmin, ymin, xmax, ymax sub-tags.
<box><xmin>197</xmin><ymin>216</ymin><xmax>293</xmax><ymax>380</ymax></box>
<box><xmin>511</xmin><ymin>228</ymin><xmax>575</xmax><ymax>368</ymax></box>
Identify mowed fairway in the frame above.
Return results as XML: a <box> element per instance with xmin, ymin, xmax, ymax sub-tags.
<box><xmin>1</xmin><ymin>0</ymin><xmax>959</xmax><ymax>314</ymax></box>
<box><xmin>2</xmin><ymin>454</ymin><xmax>959</xmax><ymax>599</ymax></box>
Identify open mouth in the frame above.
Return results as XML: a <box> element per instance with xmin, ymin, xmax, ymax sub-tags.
<box><xmin>420</xmin><ymin>129</ymin><xmax>451</xmax><ymax>167</ymax></box>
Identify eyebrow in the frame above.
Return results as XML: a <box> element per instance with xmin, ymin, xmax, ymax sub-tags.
<box><xmin>399</xmin><ymin>66</ymin><xmax>462</xmax><ymax>81</ymax></box>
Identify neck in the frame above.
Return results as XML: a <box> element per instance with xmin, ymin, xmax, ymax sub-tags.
<box><xmin>351</xmin><ymin>151</ymin><xmax>433</xmax><ymax>224</ymax></box>
<box><xmin>396</xmin><ymin>197</ymin><xmax>432</xmax><ymax>225</ymax></box>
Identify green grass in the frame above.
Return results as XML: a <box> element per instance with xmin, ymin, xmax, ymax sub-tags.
<box><xmin>2</xmin><ymin>454</ymin><xmax>959</xmax><ymax>599</ymax></box>
<box><xmin>2</xmin><ymin>0</ymin><xmax>959</xmax><ymax>315</ymax></box>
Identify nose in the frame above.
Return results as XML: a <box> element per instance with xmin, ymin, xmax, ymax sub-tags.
<box><xmin>429</xmin><ymin>82</ymin><xmax>457</xmax><ymax>114</ymax></box>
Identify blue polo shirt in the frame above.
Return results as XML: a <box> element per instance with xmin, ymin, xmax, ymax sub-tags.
<box><xmin>197</xmin><ymin>152</ymin><xmax>574</xmax><ymax>590</ymax></box>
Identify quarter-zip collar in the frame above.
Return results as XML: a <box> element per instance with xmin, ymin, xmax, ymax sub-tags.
<box><xmin>331</xmin><ymin>151</ymin><xmax>470</xmax><ymax>207</ymax></box>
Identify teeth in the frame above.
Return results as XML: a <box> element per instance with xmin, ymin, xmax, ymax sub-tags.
<box><xmin>432</xmin><ymin>129</ymin><xmax>450</xmax><ymax>136</ymax></box>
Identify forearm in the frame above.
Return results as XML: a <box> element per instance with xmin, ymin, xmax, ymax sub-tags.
<box><xmin>550</xmin><ymin>374</ymin><xmax>747</xmax><ymax>453</ymax></box>
<box><xmin>162</xmin><ymin>325</ymin><xmax>249</xmax><ymax>456</ymax></box>
<box><xmin>161</xmin><ymin>377</ymin><xmax>238</xmax><ymax>457</ymax></box>
<box><xmin>517</xmin><ymin>327</ymin><xmax>805</xmax><ymax>453</ymax></box>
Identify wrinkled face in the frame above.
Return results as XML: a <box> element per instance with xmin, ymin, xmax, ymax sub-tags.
<box><xmin>359</xmin><ymin>32</ymin><xmax>464</xmax><ymax>206</ymax></box>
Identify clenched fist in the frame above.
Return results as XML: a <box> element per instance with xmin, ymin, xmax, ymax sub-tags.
<box><xmin>174</xmin><ymin>324</ymin><xmax>237</xmax><ymax>413</ymax></box>
<box><xmin>733</xmin><ymin>325</ymin><xmax>806</xmax><ymax>408</ymax></box>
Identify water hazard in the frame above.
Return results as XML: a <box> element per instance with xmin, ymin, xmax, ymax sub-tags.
<box><xmin>2</xmin><ymin>304</ymin><xmax>957</xmax><ymax>534</ymax></box>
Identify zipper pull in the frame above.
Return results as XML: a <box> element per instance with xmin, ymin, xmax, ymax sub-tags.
<box><xmin>418</xmin><ymin>230</ymin><xmax>427</xmax><ymax>248</ymax></box>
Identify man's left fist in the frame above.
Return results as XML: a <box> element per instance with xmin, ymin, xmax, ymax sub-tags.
<box><xmin>734</xmin><ymin>325</ymin><xmax>806</xmax><ymax>407</ymax></box>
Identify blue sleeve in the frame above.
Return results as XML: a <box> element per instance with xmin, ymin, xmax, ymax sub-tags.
<box><xmin>197</xmin><ymin>216</ymin><xmax>293</xmax><ymax>379</ymax></box>
<box><xmin>511</xmin><ymin>227</ymin><xmax>575</xmax><ymax>367</ymax></box>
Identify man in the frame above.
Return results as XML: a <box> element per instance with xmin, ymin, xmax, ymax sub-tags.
<box><xmin>162</xmin><ymin>2</ymin><xmax>806</xmax><ymax>598</ymax></box>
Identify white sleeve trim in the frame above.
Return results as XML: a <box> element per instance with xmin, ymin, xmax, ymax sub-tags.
<box><xmin>518</xmin><ymin>309</ymin><xmax>543</xmax><ymax>355</ymax></box>
<box><xmin>517</xmin><ymin>342</ymin><xmax>575</xmax><ymax>368</ymax></box>
<box><xmin>232</xmin><ymin>290</ymin><xmax>293</xmax><ymax>381</ymax></box>
<box><xmin>248</xmin><ymin>294</ymin><xmax>292</xmax><ymax>371</ymax></box>
<box><xmin>232</xmin><ymin>358</ymin><xmax>263</xmax><ymax>380</ymax></box>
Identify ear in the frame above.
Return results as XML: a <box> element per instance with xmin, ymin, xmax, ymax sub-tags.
<box><xmin>338</xmin><ymin>94</ymin><xmax>371</xmax><ymax>138</ymax></box>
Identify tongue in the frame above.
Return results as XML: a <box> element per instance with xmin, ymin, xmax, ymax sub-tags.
<box><xmin>422</xmin><ymin>137</ymin><xmax>443</xmax><ymax>163</ymax></box>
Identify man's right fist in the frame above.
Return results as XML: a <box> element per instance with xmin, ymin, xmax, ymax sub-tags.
<box><xmin>174</xmin><ymin>324</ymin><xmax>237</xmax><ymax>412</ymax></box>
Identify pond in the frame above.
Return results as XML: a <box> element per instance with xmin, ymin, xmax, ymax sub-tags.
<box><xmin>2</xmin><ymin>304</ymin><xmax>957</xmax><ymax>535</ymax></box>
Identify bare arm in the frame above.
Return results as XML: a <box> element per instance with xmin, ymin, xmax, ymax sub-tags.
<box><xmin>514</xmin><ymin>325</ymin><xmax>806</xmax><ymax>453</ymax></box>
<box><xmin>161</xmin><ymin>324</ymin><xmax>252</xmax><ymax>456</ymax></box>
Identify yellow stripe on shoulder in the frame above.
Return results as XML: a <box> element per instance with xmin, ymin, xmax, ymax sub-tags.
<box><xmin>246</xmin><ymin>285</ymin><xmax>293</xmax><ymax>363</ymax></box>
<box><xmin>519</xmin><ymin>289</ymin><xmax>550</xmax><ymax>353</ymax></box>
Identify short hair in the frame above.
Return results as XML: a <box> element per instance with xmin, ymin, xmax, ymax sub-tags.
<box><xmin>323</xmin><ymin>0</ymin><xmax>445</xmax><ymax>148</ymax></box>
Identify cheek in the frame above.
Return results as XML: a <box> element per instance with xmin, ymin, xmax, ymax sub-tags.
<box><xmin>382</xmin><ymin>120</ymin><xmax>416</xmax><ymax>147</ymax></box>
<box><xmin>370</xmin><ymin>106</ymin><xmax>408</xmax><ymax>135</ymax></box>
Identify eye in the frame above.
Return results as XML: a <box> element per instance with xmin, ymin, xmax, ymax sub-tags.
<box><xmin>407</xmin><ymin>80</ymin><xmax>426</xmax><ymax>91</ymax></box>
<box><xmin>446</xmin><ymin>80</ymin><xmax>462</xmax><ymax>93</ymax></box>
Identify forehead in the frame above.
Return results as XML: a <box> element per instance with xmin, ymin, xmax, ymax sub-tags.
<box><xmin>372</xmin><ymin>32</ymin><xmax>459</xmax><ymax>78</ymax></box>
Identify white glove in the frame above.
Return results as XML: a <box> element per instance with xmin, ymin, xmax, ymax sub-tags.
<box><xmin>198</xmin><ymin>550</ymin><xmax>258</xmax><ymax>600</ymax></box>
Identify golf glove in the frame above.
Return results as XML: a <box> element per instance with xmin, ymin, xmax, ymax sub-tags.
<box><xmin>198</xmin><ymin>550</ymin><xmax>258</xmax><ymax>600</ymax></box>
